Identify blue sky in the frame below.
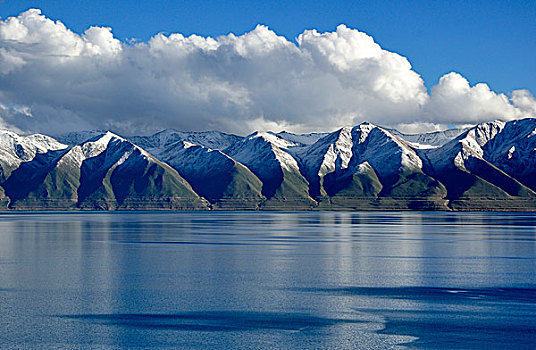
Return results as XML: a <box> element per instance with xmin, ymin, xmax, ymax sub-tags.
<box><xmin>1</xmin><ymin>0</ymin><xmax>534</xmax><ymax>93</ymax></box>
<box><xmin>0</xmin><ymin>1</ymin><xmax>534</xmax><ymax>135</ymax></box>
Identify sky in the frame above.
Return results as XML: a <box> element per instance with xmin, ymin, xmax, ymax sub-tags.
<box><xmin>0</xmin><ymin>0</ymin><xmax>534</xmax><ymax>135</ymax></box>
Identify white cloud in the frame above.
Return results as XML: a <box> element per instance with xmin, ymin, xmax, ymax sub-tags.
<box><xmin>82</xmin><ymin>26</ymin><xmax>122</xmax><ymax>56</ymax></box>
<box><xmin>0</xmin><ymin>9</ymin><xmax>533</xmax><ymax>136</ymax></box>
<box><xmin>510</xmin><ymin>89</ymin><xmax>536</xmax><ymax>116</ymax></box>
<box><xmin>424</xmin><ymin>72</ymin><xmax>519</xmax><ymax>123</ymax></box>
<box><xmin>422</xmin><ymin>73</ymin><xmax>536</xmax><ymax>125</ymax></box>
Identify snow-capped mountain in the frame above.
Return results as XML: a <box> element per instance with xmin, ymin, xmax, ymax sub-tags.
<box><xmin>274</xmin><ymin>131</ymin><xmax>329</xmax><ymax>147</ymax></box>
<box><xmin>0</xmin><ymin>130</ymin><xmax>70</xmax><ymax>207</ymax></box>
<box><xmin>390</xmin><ymin>127</ymin><xmax>469</xmax><ymax>148</ymax></box>
<box><xmin>297</xmin><ymin>123</ymin><xmax>446</xmax><ymax>208</ymax></box>
<box><xmin>425</xmin><ymin>121</ymin><xmax>505</xmax><ymax>171</ymax></box>
<box><xmin>225</xmin><ymin>132</ymin><xmax>315</xmax><ymax>207</ymax></box>
<box><xmin>74</xmin><ymin>132</ymin><xmax>207</xmax><ymax>210</ymax></box>
<box><xmin>151</xmin><ymin>139</ymin><xmax>264</xmax><ymax>207</ymax></box>
<box><xmin>480</xmin><ymin>118</ymin><xmax>536</xmax><ymax>189</ymax></box>
<box><xmin>0</xmin><ymin>129</ymin><xmax>67</xmax><ymax>181</ymax></box>
<box><xmin>421</xmin><ymin>119</ymin><xmax>536</xmax><ymax>202</ymax></box>
<box><xmin>1</xmin><ymin>131</ymin><xmax>206</xmax><ymax>209</ymax></box>
<box><xmin>0</xmin><ymin>118</ymin><xmax>535</xmax><ymax>211</ymax></box>
<box><xmin>131</xmin><ymin>129</ymin><xmax>243</xmax><ymax>153</ymax></box>
<box><xmin>55</xmin><ymin>130</ymin><xmax>109</xmax><ymax>146</ymax></box>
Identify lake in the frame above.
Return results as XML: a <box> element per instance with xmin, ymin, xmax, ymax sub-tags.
<box><xmin>1</xmin><ymin>211</ymin><xmax>535</xmax><ymax>349</ymax></box>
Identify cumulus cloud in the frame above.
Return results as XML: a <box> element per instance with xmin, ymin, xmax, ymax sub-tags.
<box><xmin>510</xmin><ymin>89</ymin><xmax>536</xmax><ymax>116</ymax></box>
<box><xmin>422</xmin><ymin>72</ymin><xmax>533</xmax><ymax>123</ymax></box>
<box><xmin>0</xmin><ymin>9</ymin><xmax>533</xmax><ymax>136</ymax></box>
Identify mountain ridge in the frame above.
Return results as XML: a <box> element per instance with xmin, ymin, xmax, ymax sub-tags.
<box><xmin>1</xmin><ymin>119</ymin><xmax>536</xmax><ymax>211</ymax></box>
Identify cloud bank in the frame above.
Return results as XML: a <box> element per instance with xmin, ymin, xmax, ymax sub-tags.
<box><xmin>0</xmin><ymin>9</ymin><xmax>534</xmax><ymax>135</ymax></box>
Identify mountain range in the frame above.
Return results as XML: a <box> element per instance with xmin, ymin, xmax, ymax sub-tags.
<box><xmin>1</xmin><ymin>118</ymin><xmax>536</xmax><ymax>211</ymax></box>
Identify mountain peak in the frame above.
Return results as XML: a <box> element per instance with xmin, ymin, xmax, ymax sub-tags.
<box><xmin>84</xmin><ymin>131</ymin><xmax>125</xmax><ymax>145</ymax></box>
<box><xmin>132</xmin><ymin>129</ymin><xmax>242</xmax><ymax>152</ymax></box>
<box><xmin>247</xmin><ymin>131</ymin><xmax>298</xmax><ymax>149</ymax></box>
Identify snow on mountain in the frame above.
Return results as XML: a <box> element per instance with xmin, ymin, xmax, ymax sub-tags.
<box><xmin>390</xmin><ymin>127</ymin><xmax>469</xmax><ymax>148</ymax></box>
<box><xmin>225</xmin><ymin>132</ymin><xmax>313</xmax><ymax>201</ymax></box>
<box><xmin>1</xmin><ymin>119</ymin><xmax>536</xmax><ymax>210</ymax></box>
<box><xmin>226</xmin><ymin>132</ymin><xmax>300</xmax><ymax>176</ymax></box>
<box><xmin>131</xmin><ymin>129</ymin><xmax>243</xmax><ymax>153</ymax></box>
<box><xmin>483</xmin><ymin>118</ymin><xmax>536</xmax><ymax>167</ymax></box>
<box><xmin>0</xmin><ymin>130</ymin><xmax>67</xmax><ymax>161</ymax></box>
<box><xmin>274</xmin><ymin>131</ymin><xmax>329</xmax><ymax>147</ymax></box>
<box><xmin>55</xmin><ymin>131</ymin><xmax>168</xmax><ymax>175</ymax></box>
<box><xmin>299</xmin><ymin>123</ymin><xmax>423</xmax><ymax>182</ymax></box>
<box><xmin>297</xmin><ymin>126</ymin><xmax>353</xmax><ymax>180</ymax></box>
<box><xmin>420</xmin><ymin>120</ymin><xmax>536</xmax><ymax>200</ymax></box>
<box><xmin>160</xmin><ymin>141</ymin><xmax>236</xmax><ymax>179</ymax></box>
<box><xmin>478</xmin><ymin>118</ymin><xmax>536</xmax><ymax>189</ymax></box>
<box><xmin>1</xmin><ymin>131</ymin><xmax>140</xmax><ymax>206</ymax></box>
<box><xmin>425</xmin><ymin>120</ymin><xmax>506</xmax><ymax>170</ymax></box>
<box><xmin>293</xmin><ymin>122</ymin><xmax>449</xmax><ymax>201</ymax></box>
<box><xmin>0</xmin><ymin>129</ymin><xmax>67</xmax><ymax>180</ymax></box>
<box><xmin>155</xmin><ymin>140</ymin><xmax>263</xmax><ymax>204</ymax></box>
<box><xmin>73</xmin><ymin>132</ymin><xmax>205</xmax><ymax>208</ymax></box>
<box><xmin>55</xmin><ymin>130</ymin><xmax>108</xmax><ymax>145</ymax></box>
<box><xmin>56</xmin><ymin>132</ymin><xmax>129</xmax><ymax>170</ymax></box>
<box><xmin>0</xmin><ymin>130</ymin><xmax>207</xmax><ymax>209</ymax></box>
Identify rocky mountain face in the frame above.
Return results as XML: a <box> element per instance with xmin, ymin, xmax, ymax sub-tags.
<box><xmin>2</xmin><ymin>118</ymin><xmax>536</xmax><ymax>211</ymax></box>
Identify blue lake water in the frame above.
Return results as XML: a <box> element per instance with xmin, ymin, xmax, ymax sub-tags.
<box><xmin>1</xmin><ymin>211</ymin><xmax>535</xmax><ymax>349</ymax></box>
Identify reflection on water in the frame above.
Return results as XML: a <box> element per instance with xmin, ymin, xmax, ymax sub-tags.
<box><xmin>0</xmin><ymin>212</ymin><xmax>535</xmax><ymax>349</ymax></box>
